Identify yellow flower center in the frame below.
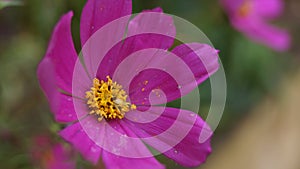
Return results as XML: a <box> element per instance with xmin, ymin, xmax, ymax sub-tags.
<box><xmin>85</xmin><ymin>76</ymin><xmax>136</xmax><ymax>121</ymax></box>
<box><xmin>238</xmin><ymin>0</ymin><xmax>252</xmax><ymax>17</ymax></box>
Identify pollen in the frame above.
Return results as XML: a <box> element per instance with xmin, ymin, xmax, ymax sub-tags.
<box><xmin>85</xmin><ymin>76</ymin><xmax>136</xmax><ymax>121</ymax></box>
<box><xmin>238</xmin><ymin>0</ymin><xmax>252</xmax><ymax>17</ymax></box>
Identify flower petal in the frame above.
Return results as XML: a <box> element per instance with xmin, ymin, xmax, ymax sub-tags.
<box><xmin>232</xmin><ymin>17</ymin><xmax>291</xmax><ymax>51</ymax></box>
<box><xmin>51</xmin><ymin>144</ymin><xmax>76</xmax><ymax>169</ymax></box>
<box><xmin>95</xmin><ymin>8</ymin><xmax>176</xmax><ymax>80</ymax></box>
<box><xmin>102</xmin><ymin>119</ymin><xmax>165</xmax><ymax>169</ymax></box>
<box><xmin>220</xmin><ymin>0</ymin><xmax>244</xmax><ymax>15</ymax></box>
<box><xmin>37</xmin><ymin>12</ymin><xmax>92</xmax><ymax>122</ymax></box>
<box><xmin>59</xmin><ymin>122</ymin><xmax>102</xmax><ymax>164</ymax></box>
<box><xmin>171</xmin><ymin>43</ymin><xmax>219</xmax><ymax>84</ymax></box>
<box><xmin>60</xmin><ymin>116</ymin><xmax>159</xmax><ymax>165</ymax></box>
<box><xmin>129</xmin><ymin>69</ymin><xmax>180</xmax><ymax>106</ymax></box>
<box><xmin>222</xmin><ymin>0</ymin><xmax>290</xmax><ymax>51</ymax></box>
<box><xmin>52</xmin><ymin>95</ymin><xmax>79</xmax><ymax>123</ymax></box>
<box><xmin>112</xmin><ymin>44</ymin><xmax>218</xmax><ymax>105</ymax></box>
<box><xmin>102</xmin><ymin>151</ymin><xmax>165</xmax><ymax>169</ymax></box>
<box><xmin>123</xmin><ymin>106</ymin><xmax>212</xmax><ymax>167</ymax></box>
<box><xmin>37</xmin><ymin>11</ymin><xmax>77</xmax><ymax>94</ymax></box>
<box><xmin>78</xmin><ymin>116</ymin><xmax>156</xmax><ymax>157</ymax></box>
<box><xmin>221</xmin><ymin>0</ymin><xmax>284</xmax><ymax>19</ymax></box>
<box><xmin>254</xmin><ymin>0</ymin><xmax>283</xmax><ymax>19</ymax></box>
<box><xmin>80</xmin><ymin>0</ymin><xmax>132</xmax><ymax>45</ymax></box>
<box><xmin>37</xmin><ymin>57</ymin><xmax>78</xmax><ymax>123</ymax></box>
<box><xmin>127</xmin><ymin>7</ymin><xmax>175</xmax><ymax>50</ymax></box>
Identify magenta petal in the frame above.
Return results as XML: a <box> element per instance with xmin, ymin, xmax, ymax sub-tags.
<box><xmin>233</xmin><ymin>18</ymin><xmax>291</xmax><ymax>51</ymax></box>
<box><xmin>128</xmin><ymin>69</ymin><xmax>179</xmax><ymax>106</ymax></box>
<box><xmin>59</xmin><ymin>122</ymin><xmax>102</xmax><ymax>164</ymax></box>
<box><xmin>102</xmin><ymin>150</ymin><xmax>165</xmax><ymax>169</ymax></box>
<box><xmin>52</xmin><ymin>94</ymin><xmax>79</xmax><ymax>123</ymax></box>
<box><xmin>79</xmin><ymin>0</ymin><xmax>132</xmax><ymax>77</ymax></box>
<box><xmin>95</xmin><ymin>8</ymin><xmax>176</xmax><ymax>80</ymax></box>
<box><xmin>79</xmin><ymin>116</ymin><xmax>155</xmax><ymax>158</ymax></box>
<box><xmin>37</xmin><ymin>11</ymin><xmax>77</xmax><ymax>94</ymax></box>
<box><xmin>38</xmin><ymin>58</ymin><xmax>89</xmax><ymax>122</ymax></box>
<box><xmin>124</xmin><ymin>106</ymin><xmax>212</xmax><ymax>167</ymax></box>
<box><xmin>50</xmin><ymin>144</ymin><xmax>76</xmax><ymax>169</ymax></box>
<box><xmin>127</xmin><ymin>7</ymin><xmax>175</xmax><ymax>50</ymax></box>
<box><xmin>80</xmin><ymin>0</ymin><xmax>132</xmax><ymax>45</ymax></box>
<box><xmin>113</xmin><ymin>44</ymin><xmax>219</xmax><ymax>105</ymax></box>
<box><xmin>101</xmin><ymin>119</ymin><xmax>165</xmax><ymax>168</ymax></box>
<box><xmin>60</xmin><ymin>116</ymin><xmax>157</xmax><ymax>164</ymax></box>
<box><xmin>254</xmin><ymin>0</ymin><xmax>283</xmax><ymax>19</ymax></box>
<box><xmin>222</xmin><ymin>0</ymin><xmax>283</xmax><ymax>19</ymax></box>
<box><xmin>95</xmin><ymin>34</ymin><xmax>174</xmax><ymax>81</ymax></box>
<box><xmin>171</xmin><ymin>43</ymin><xmax>220</xmax><ymax>84</ymax></box>
<box><xmin>220</xmin><ymin>0</ymin><xmax>244</xmax><ymax>14</ymax></box>
<box><xmin>36</xmin><ymin>11</ymin><xmax>86</xmax><ymax>122</ymax></box>
<box><xmin>37</xmin><ymin>58</ymin><xmax>77</xmax><ymax>123</ymax></box>
<box><xmin>72</xmin><ymin>59</ymin><xmax>93</xmax><ymax>100</ymax></box>
<box><xmin>222</xmin><ymin>0</ymin><xmax>290</xmax><ymax>51</ymax></box>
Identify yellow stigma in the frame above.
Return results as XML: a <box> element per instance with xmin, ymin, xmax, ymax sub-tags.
<box><xmin>85</xmin><ymin>76</ymin><xmax>136</xmax><ymax>121</ymax></box>
<box><xmin>238</xmin><ymin>0</ymin><xmax>252</xmax><ymax>17</ymax></box>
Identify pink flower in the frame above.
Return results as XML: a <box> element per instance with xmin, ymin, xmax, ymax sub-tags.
<box><xmin>37</xmin><ymin>0</ymin><xmax>219</xmax><ymax>168</ymax></box>
<box><xmin>221</xmin><ymin>0</ymin><xmax>291</xmax><ymax>51</ymax></box>
<box><xmin>30</xmin><ymin>135</ymin><xmax>76</xmax><ymax>169</ymax></box>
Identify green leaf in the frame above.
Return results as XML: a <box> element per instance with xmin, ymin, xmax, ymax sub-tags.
<box><xmin>0</xmin><ymin>1</ymin><xmax>23</xmax><ymax>10</ymax></box>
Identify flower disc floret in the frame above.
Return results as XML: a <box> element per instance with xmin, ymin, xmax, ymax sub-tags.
<box><xmin>85</xmin><ymin>76</ymin><xmax>136</xmax><ymax>121</ymax></box>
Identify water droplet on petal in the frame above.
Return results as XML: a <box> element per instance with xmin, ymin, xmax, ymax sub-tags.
<box><xmin>178</xmin><ymin>85</ymin><xmax>182</xmax><ymax>89</ymax></box>
<box><xmin>91</xmin><ymin>146</ymin><xmax>97</xmax><ymax>153</ymax></box>
<box><xmin>174</xmin><ymin>150</ymin><xmax>178</xmax><ymax>154</ymax></box>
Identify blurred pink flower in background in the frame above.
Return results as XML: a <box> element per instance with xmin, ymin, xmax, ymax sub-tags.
<box><xmin>37</xmin><ymin>0</ymin><xmax>219</xmax><ymax>168</ymax></box>
<box><xmin>30</xmin><ymin>135</ymin><xmax>76</xmax><ymax>169</ymax></box>
<box><xmin>221</xmin><ymin>0</ymin><xmax>291</xmax><ymax>51</ymax></box>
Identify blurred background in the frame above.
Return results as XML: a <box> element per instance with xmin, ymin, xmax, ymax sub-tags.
<box><xmin>0</xmin><ymin>0</ymin><xmax>299</xmax><ymax>168</ymax></box>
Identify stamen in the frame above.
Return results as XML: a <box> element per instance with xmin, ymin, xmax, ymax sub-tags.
<box><xmin>238</xmin><ymin>0</ymin><xmax>252</xmax><ymax>17</ymax></box>
<box><xmin>85</xmin><ymin>76</ymin><xmax>136</xmax><ymax>121</ymax></box>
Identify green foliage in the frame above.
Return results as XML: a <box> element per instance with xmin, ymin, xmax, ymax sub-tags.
<box><xmin>0</xmin><ymin>0</ymin><xmax>22</xmax><ymax>10</ymax></box>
